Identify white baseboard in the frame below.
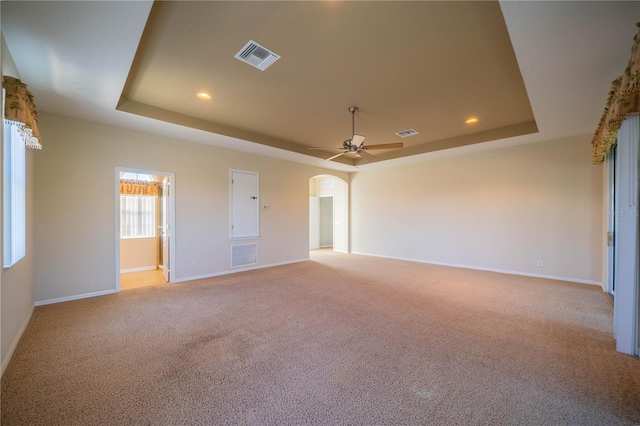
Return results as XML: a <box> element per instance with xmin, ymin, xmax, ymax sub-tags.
<box><xmin>2</xmin><ymin>304</ymin><xmax>34</xmax><ymax>377</ymax></box>
<box><xmin>173</xmin><ymin>258</ymin><xmax>309</xmax><ymax>283</ymax></box>
<box><xmin>350</xmin><ymin>252</ymin><xmax>602</xmax><ymax>286</ymax></box>
<box><xmin>120</xmin><ymin>266</ymin><xmax>156</xmax><ymax>274</ymax></box>
<box><xmin>35</xmin><ymin>289</ymin><xmax>117</xmax><ymax>307</ymax></box>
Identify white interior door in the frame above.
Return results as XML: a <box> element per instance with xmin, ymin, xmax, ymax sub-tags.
<box><xmin>230</xmin><ymin>170</ymin><xmax>259</xmax><ymax>239</ymax></box>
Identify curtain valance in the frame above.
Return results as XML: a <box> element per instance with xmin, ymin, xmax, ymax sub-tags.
<box><xmin>592</xmin><ymin>23</ymin><xmax>640</xmax><ymax>163</ymax></box>
<box><xmin>3</xmin><ymin>76</ymin><xmax>42</xmax><ymax>149</ymax></box>
<box><xmin>120</xmin><ymin>179</ymin><xmax>159</xmax><ymax>196</ymax></box>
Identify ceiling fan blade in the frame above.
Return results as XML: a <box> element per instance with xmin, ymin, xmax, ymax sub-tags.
<box><xmin>357</xmin><ymin>149</ymin><xmax>378</xmax><ymax>162</ymax></box>
<box><xmin>325</xmin><ymin>151</ymin><xmax>347</xmax><ymax>161</ymax></box>
<box><xmin>362</xmin><ymin>142</ymin><xmax>404</xmax><ymax>150</ymax></box>
<box><xmin>351</xmin><ymin>135</ymin><xmax>365</xmax><ymax>146</ymax></box>
<box><xmin>308</xmin><ymin>147</ymin><xmax>344</xmax><ymax>150</ymax></box>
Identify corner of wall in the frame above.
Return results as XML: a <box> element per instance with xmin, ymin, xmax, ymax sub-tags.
<box><xmin>1</xmin><ymin>304</ymin><xmax>33</xmax><ymax>376</ymax></box>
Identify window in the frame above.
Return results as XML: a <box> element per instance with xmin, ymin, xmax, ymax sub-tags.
<box><xmin>120</xmin><ymin>195</ymin><xmax>156</xmax><ymax>238</ymax></box>
<box><xmin>120</xmin><ymin>173</ymin><xmax>156</xmax><ymax>239</ymax></box>
<box><xmin>3</xmin><ymin>120</ymin><xmax>26</xmax><ymax>267</ymax></box>
<box><xmin>121</xmin><ymin>172</ymin><xmax>153</xmax><ymax>182</ymax></box>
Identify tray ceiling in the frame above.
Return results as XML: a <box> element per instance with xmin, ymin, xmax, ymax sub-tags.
<box><xmin>118</xmin><ymin>1</ymin><xmax>536</xmax><ymax>166</ymax></box>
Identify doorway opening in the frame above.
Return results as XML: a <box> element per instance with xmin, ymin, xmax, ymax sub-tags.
<box><xmin>309</xmin><ymin>175</ymin><xmax>348</xmax><ymax>253</ymax></box>
<box><xmin>115</xmin><ymin>168</ymin><xmax>175</xmax><ymax>291</ymax></box>
<box><xmin>318</xmin><ymin>196</ymin><xmax>334</xmax><ymax>248</ymax></box>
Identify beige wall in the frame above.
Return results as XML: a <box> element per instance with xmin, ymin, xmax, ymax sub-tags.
<box><xmin>33</xmin><ymin>113</ymin><xmax>348</xmax><ymax>302</ymax></box>
<box><xmin>1</xmin><ymin>148</ymin><xmax>35</xmax><ymax>370</ymax></box>
<box><xmin>1</xmin><ymin>148</ymin><xmax>35</xmax><ymax>372</ymax></box>
<box><xmin>120</xmin><ymin>238</ymin><xmax>157</xmax><ymax>272</ymax></box>
<box><xmin>350</xmin><ymin>135</ymin><xmax>603</xmax><ymax>284</ymax></box>
<box><xmin>1</xmin><ymin>35</ymin><xmax>36</xmax><ymax>374</ymax></box>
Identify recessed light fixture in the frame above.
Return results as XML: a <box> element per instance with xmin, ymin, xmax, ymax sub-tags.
<box><xmin>197</xmin><ymin>92</ymin><xmax>211</xmax><ymax>100</ymax></box>
<box><xmin>465</xmin><ymin>117</ymin><xmax>479</xmax><ymax>124</ymax></box>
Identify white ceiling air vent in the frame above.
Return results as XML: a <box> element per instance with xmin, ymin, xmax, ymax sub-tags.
<box><xmin>395</xmin><ymin>129</ymin><xmax>420</xmax><ymax>138</ymax></box>
<box><xmin>235</xmin><ymin>40</ymin><xmax>280</xmax><ymax>71</ymax></box>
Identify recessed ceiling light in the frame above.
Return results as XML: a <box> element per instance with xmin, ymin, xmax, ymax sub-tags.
<box><xmin>465</xmin><ymin>117</ymin><xmax>479</xmax><ymax>124</ymax></box>
<box><xmin>197</xmin><ymin>92</ymin><xmax>211</xmax><ymax>100</ymax></box>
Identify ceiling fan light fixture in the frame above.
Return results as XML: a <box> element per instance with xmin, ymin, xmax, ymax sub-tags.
<box><xmin>308</xmin><ymin>106</ymin><xmax>404</xmax><ymax>163</ymax></box>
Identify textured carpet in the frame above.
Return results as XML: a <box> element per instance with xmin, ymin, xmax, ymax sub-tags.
<box><xmin>2</xmin><ymin>250</ymin><xmax>639</xmax><ymax>425</ymax></box>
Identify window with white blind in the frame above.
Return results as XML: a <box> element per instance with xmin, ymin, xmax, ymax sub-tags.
<box><xmin>120</xmin><ymin>195</ymin><xmax>156</xmax><ymax>239</ymax></box>
<box><xmin>119</xmin><ymin>172</ymin><xmax>157</xmax><ymax>239</ymax></box>
<box><xmin>3</xmin><ymin>120</ymin><xmax>26</xmax><ymax>267</ymax></box>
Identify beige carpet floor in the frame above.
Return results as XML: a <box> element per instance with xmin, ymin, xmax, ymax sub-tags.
<box><xmin>2</xmin><ymin>250</ymin><xmax>639</xmax><ymax>425</ymax></box>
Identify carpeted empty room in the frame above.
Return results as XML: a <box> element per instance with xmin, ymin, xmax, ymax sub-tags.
<box><xmin>2</xmin><ymin>251</ymin><xmax>639</xmax><ymax>425</ymax></box>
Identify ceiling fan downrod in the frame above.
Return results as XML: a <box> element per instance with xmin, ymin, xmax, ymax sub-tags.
<box><xmin>346</xmin><ymin>106</ymin><xmax>359</xmax><ymax>148</ymax></box>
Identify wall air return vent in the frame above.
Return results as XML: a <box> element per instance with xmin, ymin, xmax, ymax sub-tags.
<box><xmin>395</xmin><ymin>129</ymin><xmax>420</xmax><ymax>138</ymax></box>
<box><xmin>231</xmin><ymin>243</ymin><xmax>258</xmax><ymax>268</ymax></box>
<box><xmin>235</xmin><ymin>40</ymin><xmax>280</xmax><ymax>71</ymax></box>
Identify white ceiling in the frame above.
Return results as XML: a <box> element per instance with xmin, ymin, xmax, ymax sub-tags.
<box><xmin>2</xmin><ymin>1</ymin><xmax>639</xmax><ymax>172</ymax></box>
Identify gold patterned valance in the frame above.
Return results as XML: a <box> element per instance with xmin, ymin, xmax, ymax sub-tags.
<box><xmin>3</xmin><ymin>75</ymin><xmax>42</xmax><ymax>149</ymax></box>
<box><xmin>120</xmin><ymin>180</ymin><xmax>159</xmax><ymax>196</ymax></box>
<box><xmin>592</xmin><ymin>22</ymin><xmax>640</xmax><ymax>164</ymax></box>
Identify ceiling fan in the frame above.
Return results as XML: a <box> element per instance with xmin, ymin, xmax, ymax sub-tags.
<box><xmin>309</xmin><ymin>107</ymin><xmax>404</xmax><ymax>163</ymax></box>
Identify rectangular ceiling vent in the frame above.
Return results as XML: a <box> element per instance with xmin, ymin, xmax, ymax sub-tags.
<box><xmin>235</xmin><ymin>40</ymin><xmax>280</xmax><ymax>71</ymax></box>
<box><xmin>395</xmin><ymin>129</ymin><xmax>420</xmax><ymax>138</ymax></box>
